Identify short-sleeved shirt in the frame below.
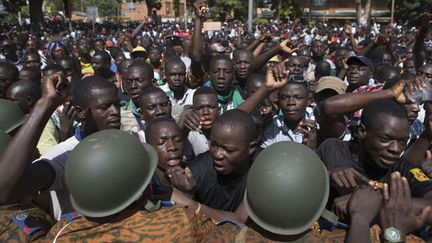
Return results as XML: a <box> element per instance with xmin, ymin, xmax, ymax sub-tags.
<box><xmin>189</xmin><ymin>152</ymin><xmax>247</xmax><ymax>211</ymax></box>
<box><xmin>33</xmin><ymin>136</ymin><xmax>79</xmax><ymax>221</ymax></box>
<box><xmin>45</xmin><ymin>207</ymin><xmax>215</xmax><ymax>242</ymax></box>
<box><xmin>260</xmin><ymin>107</ymin><xmax>315</xmax><ymax>149</ymax></box>
<box><xmin>317</xmin><ymin>138</ymin><xmax>432</xmax><ymax>197</ymax></box>
<box><xmin>187</xmin><ymin>131</ymin><xmax>209</xmax><ymax>156</ymax></box>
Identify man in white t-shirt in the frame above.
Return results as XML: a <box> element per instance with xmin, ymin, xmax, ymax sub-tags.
<box><xmin>13</xmin><ymin>76</ymin><xmax>121</xmax><ymax>220</ymax></box>
<box><xmin>159</xmin><ymin>58</ymin><xmax>195</xmax><ymax>121</ymax></box>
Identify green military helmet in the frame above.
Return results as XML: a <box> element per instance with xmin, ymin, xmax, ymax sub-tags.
<box><xmin>0</xmin><ymin>99</ymin><xmax>25</xmax><ymax>134</ymax></box>
<box><xmin>65</xmin><ymin>129</ymin><xmax>158</xmax><ymax>218</ymax></box>
<box><xmin>244</xmin><ymin>141</ymin><xmax>329</xmax><ymax>235</ymax></box>
<box><xmin>0</xmin><ymin>130</ymin><xmax>11</xmax><ymax>154</ymax></box>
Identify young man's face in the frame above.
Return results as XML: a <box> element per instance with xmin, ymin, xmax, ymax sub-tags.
<box><xmin>347</xmin><ymin>63</ymin><xmax>371</xmax><ymax>88</ymax></box>
<box><xmin>165</xmin><ymin>62</ymin><xmax>186</xmax><ymax>92</ymax></box>
<box><xmin>59</xmin><ymin>60</ymin><xmax>78</xmax><ymax>78</ymax></box>
<box><xmin>148</xmin><ymin>121</ymin><xmax>184</xmax><ymax>171</ymax></box>
<box><xmin>361</xmin><ymin>114</ymin><xmax>409</xmax><ymax>169</ymax></box>
<box><xmin>311</xmin><ymin>41</ymin><xmax>326</xmax><ymax>58</ymax></box>
<box><xmin>52</xmin><ymin>46</ymin><xmax>66</xmax><ymax>60</ymax></box>
<box><xmin>233</xmin><ymin>51</ymin><xmax>252</xmax><ymax>80</ymax></box>
<box><xmin>0</xmin><ymin>68</ymin><xmax>17</xmax><ymax>98</ymax></box>
<box><xmin>94</xmin><ymin>41</ymin><xmax>105</xmax><ymax>52</ymax></box>
<box><xmin>149</xmin><ymin>49</ymin><xmax>161</xmax><ymax>64</ymax></box>
<box><xmin>405</xmin><ymin>101</ymin><xmax>420</xmax><ymax>124</ymax></box>
<box><xmin>124</xmin><ymin>66</ymin><xmax>154</xmax><ymax>104</ymax></box>
<box><xmin>22</xmin><ymin>54</ymin><xmax>41</xmax><ymax>70</ymax></box>
<box><xmin>209</xmin><ymin>123</ymin><xmax>253</xmax><ymax>176</ymax></box>
<box><xmin>0</xmin><ymin>39</ymin><xmax>17</xmax><ymax>60</ymax></box>
<box><xmin>278</xmin><ymin>83</ymin><xmax>310</xmax><ymax>123</ymax></box>
<box><xmin>210</xmin><ymin>59</ymin><xmax>235</xmax><ymax>96</ymax></box>
<box><xmin>6</xmin><ymin>86</ymin><xmax>32</xmax><ymax>114</ymax></box>
<box><xmin>85</xmin><ymin>88</ymin><xmax>121</xmax><ymax>132</ymax></box>
<box><xmin>92</xmin><ymin>55</ymin><xmax>111</xmax><ymax>75</ymax></box>
<box><xmin>193</xmin><ymin>94</ymin><xmax>220</xmax><ymax>130</ymax></box>
<box><xmin>286</xmin><ymin>57</ymin><xmax>303</xmax><ymax>76</ymax></box>
<box><xmin>297</xmin><ymin>49</ymin><xmax>311</xmax><ymax>66</ymax></box>
<box><xmin>403</xmin><ymin>59</ymin><xmax>416</xmax><ymax>75</ymax></box>
<box><xmin>139</xmin><ymin>91</ymin><xmax>172</xmax><ymax>123</ymax></box>
<box><xmin>115</xmin><ymin>53</ymin><xmax>126</xmax><ymax>67</ymax></box>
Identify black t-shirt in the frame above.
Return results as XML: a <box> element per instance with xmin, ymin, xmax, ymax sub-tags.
<box><xmin>189</xmin><ymin>151</ymin><xmax>247</xmax><ymax>212</ymax></box>
<box><xmin>318</xmin><ymin>138</ymin><xmax>432</xmax><ymax>198</ymax></box>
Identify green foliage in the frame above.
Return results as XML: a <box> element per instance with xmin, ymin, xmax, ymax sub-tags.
<box><xmin>0</xmin><ymin>0</ymin><xmax>26</xmax><ymax>13</ymax></box>
<box><xmin>390</xmin><ymin>0</ymin><xmax>432</xmax><ymax>25</ymax></box>
<box><xmin>173</xmin><ymin>0</ymin><xmax>179</xmax><ymax>17</ymax></box>
<box><xmin>280</xmin><ymin>0</ymin><xmax>302</xmax><ymax>18</ymax></box>
<box><xmin>208</xmin><ymin>0</ymin><xmax>247</xmax><ymax>20</ymax></box>
<box><xmin>46</xmin><ymin>0</ymin><xmax>121</xmax><ymax>16</ymax></box>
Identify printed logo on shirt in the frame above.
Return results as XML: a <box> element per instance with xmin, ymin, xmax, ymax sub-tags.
<box><xmin>409</xmin><ymin>168</ymin><xmax>431</xmax><ymax>182</ymax></box>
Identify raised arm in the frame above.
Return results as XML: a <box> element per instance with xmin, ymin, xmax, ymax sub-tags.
<box><xmin>0</xmin><ymin>73</ymin><xmax>70</xmax><ymax>205</ymax></box>
<box><xmin>239</xmin><ymin>61</ymin><xmax>289</xmax><ymax>113</ymax></box>
<box><xmin>130</xmin><ymin>19</ymin><xmax>147</xmax><ymax>40</ymax></box>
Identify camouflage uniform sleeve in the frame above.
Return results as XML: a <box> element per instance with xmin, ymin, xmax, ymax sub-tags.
<box><xmin>199</xmin><ymin>223</ymin><xmax>241</xmax><ymax>243</ymax></box>
<box><xmin>185</xmin><ymin>210</ymin><xmax>217</xmax><ymax>242</ymax></box>
<box><xmin>0</xmin><ymin>204</ymin><xmax>54</xmax><ymax>242</ymax></box>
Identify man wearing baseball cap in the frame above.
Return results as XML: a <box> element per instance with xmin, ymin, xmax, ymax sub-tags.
<box><xmin>345</xmin><ymin>55</ymin><xmax>381</xmax><ymax>94</ymax></box>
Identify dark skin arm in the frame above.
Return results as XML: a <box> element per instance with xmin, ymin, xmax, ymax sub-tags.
<box><xmin>320</xmin><ymin>89</ymin><xmax>393</xmax><ymax>138</ymax></box>
<box><xmin>413</xmin><ymin>13</ymin><xmax>432</xmax><ymax>70</ymax></box>
<box><xmin>189</xmin><ymin>0</ymin><xmax>207</xmax><ymax>81</ymax></box>
<box><xmin>403</xmin><ymin>131</ymin><xmax>431</xmax><ymax>165</ymax></box>
<box><xmin>320</xmin><ymin>77</ymin><xmax>423</xmax><ymax>138</ymax></box>
<box><xmin>0</xmin><ymin>73</ymin><xmax>70</xmax><ymax>205</ymax></box>
<box><xmin>168</xmin><ymin>169</ymin><xmax>241</xmax><ymax>222</ymax></box>
<box><xmin>239</xmin><ymin>60</ymin><xmax>289</xmax><ymax>114</ymax></box>
<box><xmin>380</xmin><ymin>173</ymin><xmax>431</xmax><ymax>239</ymax></box>
<box><xmin>130</xmin><ymin>20</ymin><xmax>147</xmax><ymax>40</ymax></box>
<box><xmin>252</xmin><ymin>42</ymin><xmax>265</xmax><ymax>57</ymax></box>
<box><xmin>246</xmin><ymin>36</ymin><xmax>263</xmax><ymax>52</ymax></box>
<box><xmin>248</xmin><ymin>39</ymin><xmax>297</xmax><ymax>73</ymax></box>
<box><xmin>190</xmin><ymin>0</ymin><xmax>206</xmax><ymax>63</ymax></box>
<box><xmin>346</xmin><ymin>186</ymin><xmax>382</xmax><ymax>243</ymax></box>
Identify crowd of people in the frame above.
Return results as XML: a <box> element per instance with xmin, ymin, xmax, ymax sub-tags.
<box><xmin>1</xmin><ymin>0</ymin><xmax>432</xmax><ymax>241</ymax></box>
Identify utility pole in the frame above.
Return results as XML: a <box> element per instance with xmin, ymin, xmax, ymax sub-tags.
<box><xmin>184</xmin><ymin>0</ymin><xmax>187</xmax><ymax>26</ymax></box>
<box><xmin>248</xmin><ymin>0</ymin><xmax>253</xmax><ymax>33</ymax></box>
<box><xmin>390</xmin><ymin>0</ymin><xmax>395</xmax><ymax>26</ymax></box>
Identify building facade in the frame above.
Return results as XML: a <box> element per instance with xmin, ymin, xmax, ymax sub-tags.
<box><xmin>296</xmin><ymin>0</ymin><xmax>390</xmax><ymax>21</ymax></box>
<box><xmin>121</xmin><ymin>1</ymin><xmax>186</xmax><ymax>21</ymax></box>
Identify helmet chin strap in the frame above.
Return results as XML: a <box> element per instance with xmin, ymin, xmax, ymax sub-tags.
<box><xmin>320</xmin><ymin>208</ymin><xmax>339</xmax><ymax>225</ymax></box>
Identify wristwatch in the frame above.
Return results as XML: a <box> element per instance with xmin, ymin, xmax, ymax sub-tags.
<box><xmin>383</xmin><ymin>227</ymin><xmax>403</xmax><ymax>243</ymax></box>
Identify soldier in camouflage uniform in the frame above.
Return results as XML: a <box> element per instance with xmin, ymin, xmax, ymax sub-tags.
<box><xmin>201</xmin><ymin>141</ymin><xmax>335</xmax><ymax>242</ymax></box>
<box><xmin>44</xmin><ymin>129</ymin><xmax>215</xmax><ymax>242</ymax></box>
<box><xmin>202</xmin><ymin>142</ymin><xmax>427</xmax><ymax>243</ymax></box>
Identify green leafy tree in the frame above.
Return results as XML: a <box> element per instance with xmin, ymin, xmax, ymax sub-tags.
<box><xmin>208</xmin><ymin>0</ymin><xmax>247</xmax><ymax>21</ymax></box>
<box><xmin>390</xmin><ymin>0</ymin><xmax>432</xmax><ymax>26</ymax></box>
<box><xmin>271</xmin><ymin>0</ymin><xmax>302</xmax><ymax>20</ymax></box>
<box><xmin>173</xmin><ymin>0</ymin><xmax>180</xmax><ymax>18</ymax></box>
<box><xmin>0</xmin><ymin>0</ymin><xmax>26</xmax><ymax>13</ymax></box>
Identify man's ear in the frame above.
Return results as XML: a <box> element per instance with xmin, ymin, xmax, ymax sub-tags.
<box><xmin>75</xmin><ymin>105</ymin><xmax>86</xmax><ymax>121</ymax></box>
<box><xmin>248</xmin><ymin>140</ymin><xmax>258</xmax><ymax>156</ymax></box>
<box><xmin>358</xmin><ymin>123</ymin><xmax>367</xmax><ymax>140</ymax></box>
<box><xmin>26</xmin><ymin>96</ymin><xmax>34</xmax><ymax>107</ymax></box>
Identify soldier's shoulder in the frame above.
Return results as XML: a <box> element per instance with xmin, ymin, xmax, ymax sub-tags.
<box><xmin>0</xmin><ymin>204</ymin><xmax>54</xmax><ymax>242</ymax></box>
